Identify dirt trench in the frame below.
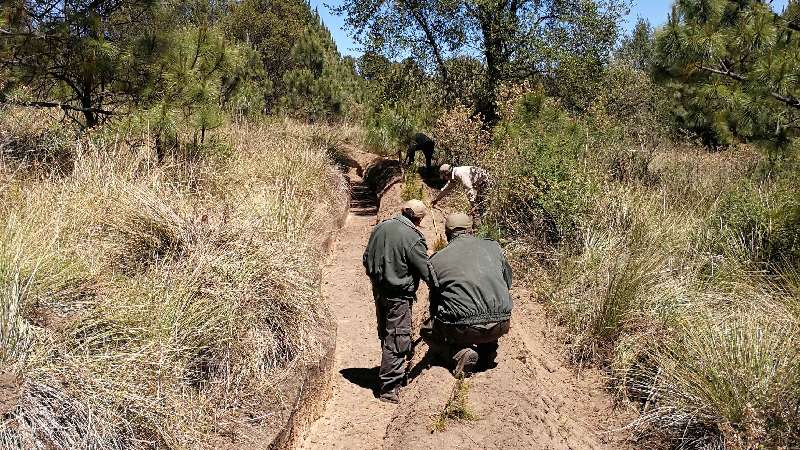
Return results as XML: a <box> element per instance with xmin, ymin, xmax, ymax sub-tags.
<box><xmin>300</xmin><ymin>151</ymin><xmax>632</xmax><ymax>449</ymax></box>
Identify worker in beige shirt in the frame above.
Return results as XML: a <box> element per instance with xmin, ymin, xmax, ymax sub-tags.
<box><xmin>431</xmin><ymin>164</ymin><xmax>492</xmax><ymax>227</ymax></box>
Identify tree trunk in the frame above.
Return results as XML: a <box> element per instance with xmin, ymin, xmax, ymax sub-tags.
<box><xmin>476</xmin><ymin>5</ymin><xmax>504</xmax><ymax>125</ymax></box>
<box><xmin>81</xmin><ymin>94</ymin><xmax>97</xmax><ymax>128</ymax></box>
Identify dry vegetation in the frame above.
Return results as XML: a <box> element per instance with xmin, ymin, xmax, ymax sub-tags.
<box><xmin>547</xmin><ymin>145</ymin><xmax>800</xmax><ymax>448</ymax></box>
<box><xmin>433</xmin><ymin>88</ymin><xmax>800</xmax><ymax>448</ymax></box>
<box><xmin>0</xmin><ymin>107</ymin><xmax>349</xmax><ymax>448</ymax></box>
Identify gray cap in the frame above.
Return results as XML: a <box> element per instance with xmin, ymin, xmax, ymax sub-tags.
<box><xmin>401</xmin><ymin>199</ymin><xmax>427</xmax><ymax>220</ymax></box>
<box><xmin>445</xmin><ymin>212</ymin><xmax>472</xmax><ymax>232</ymax></box>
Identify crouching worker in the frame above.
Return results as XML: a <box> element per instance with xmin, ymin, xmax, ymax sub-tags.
<box><xmin>431</xmin><ymin>164</ymin><xmax>492</xmax><ymax>228</ymax></box>
<box><xmin>422</xmin><ymin>213</ymin><xmax>512</xmax><ymax>378</ymax></box>
<box><xmin>363</xmin><ymin>200</ymin><xmax>430</xmax><ymax>403</ymax></box>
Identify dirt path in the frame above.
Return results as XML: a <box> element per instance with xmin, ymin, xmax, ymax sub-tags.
<box><xmin>299</xmin><ymin>151</ymin><xmax>397</xmax><ymax>449</ymax></box>
<box><xmin>301</xmin><ymin>152</ymin><xmax>632</xmax><ymax>449</ymax></box>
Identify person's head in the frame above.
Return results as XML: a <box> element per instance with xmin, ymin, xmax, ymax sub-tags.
<box><xmin>444</xmin><ymin>213</ymin><xmax>472</xmax><ymax>241</ymax></box>
<box><xmin>401</xmin><ymin>199</ymin><xmax>427</xmax><ymax>226</ymax></box>
<box><xmin>439</xmin><ymin>164</ymin><xmax>452</xmax><ymax>181</ymax></box>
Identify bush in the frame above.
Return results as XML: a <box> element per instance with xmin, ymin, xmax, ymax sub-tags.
<box><xmin>0</xmin><ymin>107</ymin><xmax>74</xmax><ymax>173</ymax></box>
<box><xmin>710</xmin><ymin>177</ymin><xmax>800</xmax><ymax>268</ymax></box>
<box><xmin>487</xmin><ymin>92</ymin><xmax>595</xmax><ymax>244</ymax></box>
<box><xmin>639</xmin><ymin>303</ymin><xmax>800</xmax><ymax>449</ymax></box>
<box><xmin>364</xmin><ymin>103</ymin><xmax>433</xmax><ymax>158</ymax></box>
<box><xmin>432</xmin><ymin>105</ymin><xmax>490</xmax><ymax>167</ymax></box>
<box><xmin>401</xmin><ymin>170</ymin><xmax>425</xmax><ymax>202</ymax></box>
<box><xmin>479</xmin><ymin>83</ymin><xmax>800</xmax><ymax>447</ymax></box>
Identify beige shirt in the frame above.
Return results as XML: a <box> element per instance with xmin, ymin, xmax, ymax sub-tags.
<box><xmin>435</xmin><ymin>166</ymin><xmax>478</xmax><ymax>204</ymax></box>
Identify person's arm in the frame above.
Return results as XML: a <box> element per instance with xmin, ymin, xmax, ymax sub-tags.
<box><xmin>427</xmin><ymin>260</ymin><xmax>439</xmax><ymax>319</ymax></box>
<box><xmin>407</xmin><ymin>238</ymin><xmax>431</xmax><ymax>284</ymax></box>
<box><xmin>432</xmin><ymin>180</ymin><xmax>455</xmax><ymax>205</ymax></box>
<box><xmin>501</xmin><ymin>252</ymin><xmax>513</xmax><ymax>290</ymax></box>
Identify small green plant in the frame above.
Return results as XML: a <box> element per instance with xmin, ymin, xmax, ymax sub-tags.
<box><xmin>431</xmin><ymin>378</ymin><xmax>477</xmax><ymax>432</ymax></box>
<box><xmin>401</xmin><ymin>170</ymin><xmax>425</xmax><ymax>202</ymax></box>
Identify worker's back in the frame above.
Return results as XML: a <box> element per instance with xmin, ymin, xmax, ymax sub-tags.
<box><xmin>428</xmin><ymin>234</ymin><xmax>513</xmax><ymax>325</ymax></box>
<box><xmin>411</xmin><ymin>132</ymin><xmax>434</xmax><ymax>147</ymax></box>
<box><xmin>363</xmin><ymin>214</ymin><xmax>428</xmax><ymax>296</ymax></box>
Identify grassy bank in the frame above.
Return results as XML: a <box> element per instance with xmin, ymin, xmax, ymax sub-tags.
<box><xmin>0</xmin><ymin>108</ymin><xmax>349</xmax><ymax>448</ymax></box>
<box><xmin>433</xmin><ymin>88</ymin><xmax>800</xmax><ymax>448</ymax></box>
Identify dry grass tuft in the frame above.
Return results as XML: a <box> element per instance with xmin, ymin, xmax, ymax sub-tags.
<box><xmin>0</xmin><ymin>109</ymin><xmax>349</xmax><ymax>448</ymax></box>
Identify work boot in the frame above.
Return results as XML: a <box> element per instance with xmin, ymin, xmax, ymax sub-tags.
<box><xmin>477</xmin><ymin>342</ymin><xmax>499</xmax><ymax>371</ymax></box>
<box><xmin>452</xmin><ymin>347</ymin><xmax>479</xmax><ymax>379</ymax></box>
<box><xmin>379</xmin><ymin>387</ymin><xmax>400</xmax><ymax>404</ymax></box>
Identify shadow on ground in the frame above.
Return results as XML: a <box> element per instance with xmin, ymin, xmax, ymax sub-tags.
<box><xmin>349</xmin><ymin>179</ymin><xmax>378</xmax><ymax>216</ymax></box>
<box><xmin>340</xmin><ymin>367</ymin><xmax>380</xmax><ymax>395</ymax></box>
<box><xmin>330</xmin><ymin>149</ymin><xmax>364</xmax><ymax>177</ymax></box>
<box><xmin>416</xmin><ymin>166</ymin><xmax>446</xmax><ymax>190</ymax></box>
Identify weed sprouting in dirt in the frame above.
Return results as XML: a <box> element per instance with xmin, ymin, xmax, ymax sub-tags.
<box><xmin>431</xmin><ymin>378</ymin><xmax>478</xmax><ymax>433</ymax></box>
<box><xmin>401</xmin><ymin>170</ymin><xmax>425</xmax><ymax>202</ymax></box>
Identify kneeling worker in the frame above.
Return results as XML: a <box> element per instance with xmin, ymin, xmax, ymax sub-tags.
<box><xmin>363</xmin><ymin>200</ymin><xmax>431</xmax><ymax>403</ymax></box>
<box><xmin>423</xmin><ymin>213</ymin><xmax>512</xmax><ymax>377</ymax></box>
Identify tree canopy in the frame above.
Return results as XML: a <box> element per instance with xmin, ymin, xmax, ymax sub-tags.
<box><xmin>335</xmin><ymin>0</ymin><xmax>629</xmax><ymax>121</ymax></box>
<box><xmin>655</xmin><ymin>0</ymin><xmax>800</xmax><ymax>156</ymax></box>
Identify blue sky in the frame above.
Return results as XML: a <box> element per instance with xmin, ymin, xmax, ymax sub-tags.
<box><xmin>310</xmin><ymin>0</ymin><xmax>790</xmax><ymax>57</ymax></box>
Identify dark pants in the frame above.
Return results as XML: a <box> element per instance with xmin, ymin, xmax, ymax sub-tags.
<box><xmin>406</xmin><ymin>142</ymin><xmax>434</xmax><ymax>170</ymax></box>
<box><xmin>421</xmin><ymin>319</ymin><xmax>510</xmax><ymax>370</ymax></box>
<box><xmin>374</xmin><ymin>288</ymin><xmax>413</xmax><ymax>394</ymax></box>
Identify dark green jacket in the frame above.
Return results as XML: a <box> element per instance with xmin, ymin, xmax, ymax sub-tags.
<box><xmin>363</xmin><ymin>214</ymin><xmax>430</xmax><ymax>297</ymax></box>
<box><xmin>428</xmin><ymin>233</ymin><xmax>512</xmax><ymax>325</ymax></box>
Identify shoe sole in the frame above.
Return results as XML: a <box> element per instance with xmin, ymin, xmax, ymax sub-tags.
<box><xmin>453</xmin><ymin>349</ymin><xmax>479</xmax><ymax>378</ymax></box>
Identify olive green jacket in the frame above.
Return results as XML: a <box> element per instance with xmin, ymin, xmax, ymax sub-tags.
<box><xmin>363</xmin><ymin>214</ymin><xmax>430</xmax><ymax>297</ymax></box>
<box><xmin>428</xmin><ymin>233</ymin><xmax>513</xmax><ymax>325</ymax></box>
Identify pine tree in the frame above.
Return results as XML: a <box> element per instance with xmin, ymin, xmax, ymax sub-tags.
<box><xmin>655</xmin><ymin>0</ymin><xmax>800</xmax><ymax>158</ymax></box>
<box><xmin>616</xmin><ymin>18</ymin><xmax>655</xmax><ymax>71</ymax></box>
<box><xmin>0</xmin><ymin>0</ymin><xmax>160</xmax><ymax>128</ymax></box>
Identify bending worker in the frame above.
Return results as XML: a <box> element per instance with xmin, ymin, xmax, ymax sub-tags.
<box><xmin>422</xmin><ymin>213</ymin><xmax>512</xmax><ymax>378</ymax></box>
<box><xmin>362</xmin><ymin>200</ymin><xmax>430</xmax><ymax>403</ymax></box>
<box><xmin>406</xmin><ymin>132</ymin><xmax>435</xmax><ymax>171</ymax></box>
<box><xmin>431</xmin><ymin>164</ymin><xmax>492</xmax><ymax>227</ymax></box>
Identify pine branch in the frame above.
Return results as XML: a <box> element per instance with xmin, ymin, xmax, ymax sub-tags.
<box><xmin>1</xmin><ymin>100</ymin><xmax>114</xmax><ymax>115</ymax></box>
<box><xmin>725</xmin><ymin>0</ymin><xmax>800</xmax><ymax>32</ymax></box>
<box><xmin>700</xmin><ymin>65</ymin><xmax>800</xmax><ymax>110</ymax></box>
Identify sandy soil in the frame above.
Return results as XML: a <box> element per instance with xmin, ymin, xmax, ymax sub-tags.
<box><xmin>300</xmin><ymin>152</ymin><xmax>633</xmax><ymax>450</ymax></box>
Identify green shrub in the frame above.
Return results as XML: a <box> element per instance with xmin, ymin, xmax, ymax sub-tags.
<box><xmin>400</xmin><ymin>170</ymin><xmax>425</xmax><ymax>202</ymax></box>
<box><xmin>710</xmin><ymin>177</ymin><xmax>800</xmax><ymax>268</ymax></box>
<box><xmin>364</xmin><ymin>104</ymin><xmax>432</xmax><ymax>158</ymax></box>
<box><xmin>487</xmin><ymin>93</ymin><xmax>595</xmax><ymax>244</ymax></box>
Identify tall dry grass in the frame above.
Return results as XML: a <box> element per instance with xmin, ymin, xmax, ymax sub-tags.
<box><xmin>544</xmin><ymin>147</ymin><xmax>800</xmax><ymax>448</ymax></box>
<box><xmin>0</xmin><ymin>108</ymin><xmax>348</xmax><ymax>448</ymax></box>
<box><xmin>474</xmin><ymin>87</ymin><xmax>800</xmax><ymax>448</ymax></box>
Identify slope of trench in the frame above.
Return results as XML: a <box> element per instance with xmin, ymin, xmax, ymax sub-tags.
<box><xmin>301</xmin><ymin>151</ymin><xmax>633</xmax><ymax>449</ymax></box>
